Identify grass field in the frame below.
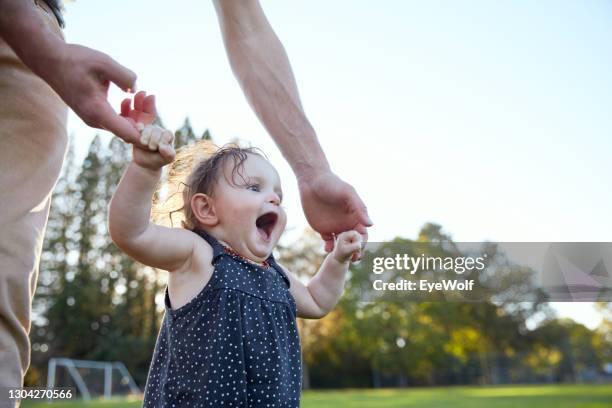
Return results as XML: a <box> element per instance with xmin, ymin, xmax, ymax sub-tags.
<box><xmin>20</xmin><ymin>384</ymin><xmax>612</xmax><ymax>408</ymax></box>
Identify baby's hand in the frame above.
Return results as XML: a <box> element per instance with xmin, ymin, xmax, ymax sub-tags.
<box><xmin>132</xmin><ymin>123</ymin><xmax>175</xmax><ymax>171</ymax></box>
<box><xmin>332</xmin><ymin>231</ymin><xmax>363</xmax><ymax>264</ymax></box>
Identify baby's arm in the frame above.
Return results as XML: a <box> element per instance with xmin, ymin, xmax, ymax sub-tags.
<box><xmin>109</xmin><ymin>162</ymin><xmax>197</xmax><ymax>271</ymax></box>
<box><xmin>281</xmin><ymin>231</ymin><xmax>362</xmax><ymax>319</ymax></box>
<box><xmin>108</xmin><ymin>92</ymin><xmax>198</xmax><ymax>272</ymax></box>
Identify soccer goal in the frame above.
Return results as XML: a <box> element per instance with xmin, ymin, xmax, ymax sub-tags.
<box><xmin>47</xmin><ymin>358</ymin><xmax>141</xmax><ymax>400</ymax></box>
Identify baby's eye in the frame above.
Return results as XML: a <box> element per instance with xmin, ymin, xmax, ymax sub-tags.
<box><xmin>246</xmin><ymin>184</ymin><xmax>260</xmax><ymax>192</ymax></box>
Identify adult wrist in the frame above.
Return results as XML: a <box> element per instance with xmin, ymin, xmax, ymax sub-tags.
<box><xmin>295</xmin><ymin>160</ymin><xmax>331</xmax><ymax>183</ymax></box>
<box><xmin>27</xmin><ymin>40</ymin><xmax>67</xmax><ymax>87</ymax></box>
<box><xmin>2</xmin><ymin>6</ymin><xmax>66</xmax><ymax>80</ymax></box>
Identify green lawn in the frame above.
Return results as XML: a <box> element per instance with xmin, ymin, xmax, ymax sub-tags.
<box><xmin>21</xmin><ymin>384</ymin><xmax>612</xmax><ymax>408</ymax></box>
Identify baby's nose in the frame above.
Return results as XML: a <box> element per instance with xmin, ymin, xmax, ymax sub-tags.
<box><xmin>268</xmin><ymin>193</ymin><xmax>281</xmax><ymax>205</ymax></box>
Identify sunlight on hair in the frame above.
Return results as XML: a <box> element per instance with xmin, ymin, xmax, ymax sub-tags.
<box><xmin>152</xmin><ymin>139</ymin><xmax>219</xmax><ymax>228</ymax></box>
<box><xmin>151</xmin><ymin>139</ymin><xmax>260</xmax><ymax>229</ymax></box>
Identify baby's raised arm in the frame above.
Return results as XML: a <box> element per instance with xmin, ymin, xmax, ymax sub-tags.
<box><xmin>280</xmin><ymin>231</ymin><xmax>362</xmax><ymax>319</ymax></box>
<box><xmin>108</xmin><ymin>91</ymin><xmax>199</xmax><ymax>272</ymax></box>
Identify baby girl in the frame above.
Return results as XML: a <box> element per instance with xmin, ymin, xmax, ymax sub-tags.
<box><xmin>108</xmin><ymin>91</ymin><xmax>362</xmax><ymax>407</ymax></box>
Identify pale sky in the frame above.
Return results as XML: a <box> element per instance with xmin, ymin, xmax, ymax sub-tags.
<box><xmin>60</xmin><ymin>0</ymin><xmax>612</xmax><ymax>328</ymax></box>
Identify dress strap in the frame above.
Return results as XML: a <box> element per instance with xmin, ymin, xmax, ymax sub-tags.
<box><xmin>266</xmin><ymin>256</ymin><xmax>291</xmax><ymax>289</ymax></box>
<box><xmin>192</xmin><ymin>228</ymin><xmax>291</xmax><ymax>288</ymax></box>
<box><xmin>192</xmin><ymin>229</ymin><xmax>227</xmax><ymax>264</ymax></box>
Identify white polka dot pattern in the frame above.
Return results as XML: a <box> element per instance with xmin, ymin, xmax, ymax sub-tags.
<box><xmin>142</xmin><ymin>229</ymin><xmax>302</xmax><ymax>407</ymax></box>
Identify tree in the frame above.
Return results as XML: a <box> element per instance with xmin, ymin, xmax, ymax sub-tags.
<box><xmin>31</xmin><ymin>119</ymin><xmax>217</xmax><ymax>387</ymax></box>
<box><xmin>175</xmin><ymin>117</ymin><xmax>201</xmax><ymax>148</ymax></box>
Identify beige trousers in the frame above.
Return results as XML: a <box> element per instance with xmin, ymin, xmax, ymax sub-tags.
<box><xmin>0</xmin><ymin>1</ymin><xmax>67</xmax><ymax>407</ymax></box>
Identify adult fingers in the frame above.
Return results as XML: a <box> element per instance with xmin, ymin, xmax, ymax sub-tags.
<box><xmin>98</xmin><ymin>53</ymin><xmax>137</xmax><ymax>92</ymax></box>
<box><xmin>350</xmin><ymin>192</ymin><xmax>373</xmax><ymax>227</ymax></box>
<box><xmin>322</xmin><ymin>233</ymin><xmax>334</xmax><ymax>253</ymax></box>
<box><xmin>353</xmin><ymin>223</ymin><xmax>368</xmax><ymax>240</ymax></box>
<box><xmin>95</xmin><ymin>102</ymin><xmax>140</xmax><ymax>144</ymax></box>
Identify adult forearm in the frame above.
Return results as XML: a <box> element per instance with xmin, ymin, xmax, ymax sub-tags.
<box><xmin>307</xmin><ymin>255</ymin><xmax>349</xmax><ymax>314</ymax></box>
<box><xmin>0</xmin><ymin>0</ymin><xmax>64</xmax><ymax>79</ymax></box>
<box><xmin>214</xmin><ymin>0</ymin><xmax>330</xmax><ymax>179</ymax></box>
<box><xmin>108</xmin><ymin>163</ymin><xmax>160</xmax><ymax>245</ymax></box>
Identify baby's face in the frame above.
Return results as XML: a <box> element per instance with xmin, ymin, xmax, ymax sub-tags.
<box><xmin>212</xmin><ymin>154</ymin><xmax>286</xmax><ymax>262</ymax></box>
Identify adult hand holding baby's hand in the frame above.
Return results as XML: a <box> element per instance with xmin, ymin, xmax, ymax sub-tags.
<box><xmin>298</xmin><ymin>170</ymin><xmax>372</xmax><ymax>261</ymax></box>
<box><xmin>132</xmin><ymin>123</ymin><xmax>175</xmax><ymax>170</ymax></box>
<box><xmin>120</xmin><ymin>91</ymin><xmax>175</xmax><ymax>171</ymax></box>
<box><xmin>332</xmin><ymin>231</ymin><xmax>363</xmax><ymax>264</ymax></box>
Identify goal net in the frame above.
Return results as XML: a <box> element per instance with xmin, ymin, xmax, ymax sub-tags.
<box><xmin>47</xmin><ymin>358</ymin><xmax>141</xmax><ymax>400</ymax></box>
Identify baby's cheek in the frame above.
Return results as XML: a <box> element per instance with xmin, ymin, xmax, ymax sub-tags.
<box><xmin>230</xmin><ymin>209</ymin><xmax>251</xmax><ymax>225</ymax></box>
<box><xmin>278</xmin><ymin>212</ymin><xmax>288</xmax><ymax>231</ymax></box>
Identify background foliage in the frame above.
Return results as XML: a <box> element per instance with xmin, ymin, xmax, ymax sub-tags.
<box><xmin>27</xmin><ymin>120</ymin><xmax>611</xmax><ymax>392</ymax></box>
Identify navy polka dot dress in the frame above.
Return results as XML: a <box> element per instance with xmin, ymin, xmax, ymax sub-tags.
<box><xmin>142</xmin><ymin>229</ymin><xmax>302</xmax><ymax>407</ymax></box>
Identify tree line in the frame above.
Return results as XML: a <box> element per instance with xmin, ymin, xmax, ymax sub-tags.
<box><xmin>27</xmin><ymin>121</ymin><xmax>611</xmax><ymax>391</ymax></box>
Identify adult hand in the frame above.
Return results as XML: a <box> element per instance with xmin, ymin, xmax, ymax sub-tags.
<box><xmin>298</xmin><ymin>170</ymin><xmax>372</xmax><ymax>261</ymax></box>
<box><xmin>41</xmin><ymin>43</ymin><xmax>139</xmax><ymax>143</ymax></box>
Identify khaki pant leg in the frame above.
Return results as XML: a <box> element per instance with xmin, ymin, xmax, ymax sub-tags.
<box><xmin>0</xmin><ymin>2</ymin><xmax>67</xmax><ymax>407</ymax></box>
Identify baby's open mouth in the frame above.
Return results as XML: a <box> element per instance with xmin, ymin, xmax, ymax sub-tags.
<box><xmin>255</xmin><ymin>212</ymin><xmax>278</xmax><ymax>241</ymax></box>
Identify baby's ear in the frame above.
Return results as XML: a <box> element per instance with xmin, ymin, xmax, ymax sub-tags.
<box><xmin>191</xmin><ymin>193</ymin><xmax>218</xmax><ymax>227</ymax></box>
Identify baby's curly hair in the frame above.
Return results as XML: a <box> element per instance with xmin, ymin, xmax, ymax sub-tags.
<box><xmin>152</xmin><ymin>140</ymin><xmax>267</xmax><ymax>230</ymax></box>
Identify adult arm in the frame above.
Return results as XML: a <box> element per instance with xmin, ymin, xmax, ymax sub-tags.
<box><xmin>0</xmin><ymin>0</ymin><xmax>140</xmax><ymax>143</ymax></box>
<box><xmin>213</xmin><ymin>0</ymin><xmax>327</xmax><ymax>177</ymax></box>
<box><xmin>213</xmin><ymin>0</ymin><xmax>372</xmax><ymax>257</ymax></box>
